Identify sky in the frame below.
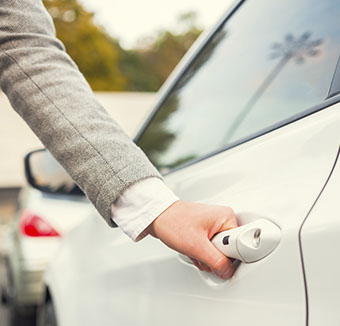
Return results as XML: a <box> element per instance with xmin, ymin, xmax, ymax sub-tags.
<box><xmin>80</xmin><ymin>0</ymin><xmax>234</xmax><ymax>48</ymax></box>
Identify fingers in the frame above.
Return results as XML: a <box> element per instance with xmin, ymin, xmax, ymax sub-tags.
<box><xmin>206</xmin><ymin>207</ymin><xmax>238</xmax><ymax>240</ymax></box>
<box><xmin>185</xmin><ymin>206</ymin><xmax>237</xmax><ymax>278</ymax></box>
<box><xmin>203</xmin><ymin>239</ymin><xmax>234</xmax><ymax>279</ymax></box>
<box><xmin>149</xmin><ymin>201</ymin><xmax>238</xmax><ymax>279</ymax></box>
<box><xmin>221</xmin><ymin>211</ymin><xmax>238</xmax><ymax>230</ymax></box>
<box><xmin>189</xmin><ymin>257</ymin><xmax>212</xmax><ymax>272</ymax></box>
<box><xmin>199</xmin><ymin>207</ymin><xmax>237</xmax><ymax>278</ymax></box>
<box><xmin>189</xmin><ymin>238</ymin><xmax>234</xmax><ymax>279</ymax></box>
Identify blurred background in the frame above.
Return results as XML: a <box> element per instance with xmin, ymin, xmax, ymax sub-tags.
<box><xmin>0</xmin><ymin>0</ymin><xmax>234</xmax><ymax>226</ymax></box>
<box><xmin>0</xmin><ymin>0</ymin><xmax>231</xmax><ymax>325</ymax></box>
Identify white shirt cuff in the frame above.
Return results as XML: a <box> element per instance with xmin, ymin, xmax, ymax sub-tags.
<box><xmin>111</xmin><ymin>177</ymin><xmax>179</xmax><ymax>241</ymax></box>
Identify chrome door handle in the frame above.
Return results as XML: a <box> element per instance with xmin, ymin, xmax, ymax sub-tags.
<box><xmin>211</xmin><ymin>219</ymin><xmax>281</xmax><ymax>263</ymax></box>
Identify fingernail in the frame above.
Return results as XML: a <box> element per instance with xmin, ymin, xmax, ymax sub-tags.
<box><xmin>222</xmin><ymin>267</ymin><xmax>233</xmax><ymax>279</ymax></box>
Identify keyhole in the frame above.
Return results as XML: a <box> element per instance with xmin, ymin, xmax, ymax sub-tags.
<box><xmin>253</xmin><ymin>229</ymin><xmax>261</xmax><ymax>248</ymax></box>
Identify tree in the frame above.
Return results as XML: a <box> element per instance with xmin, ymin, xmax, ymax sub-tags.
<box><xmin>120</xmin><ymin>12</ymin><xmax>202</xmax><ymax>91</ymax></box>
<box><xmin>44</xmin><ymin>1</ymin><xmax>202</xmax><ymax>92</ymax></box>
<box><xmin>43</xmin><ymin>0</ymin><xmax>126</xmax><ymax>91</ymax></box>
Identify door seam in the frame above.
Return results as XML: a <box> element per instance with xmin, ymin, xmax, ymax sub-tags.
<box><xmin>298</xmin><ymin>145</ymin><xmax>340</xmax><ymax>326</ymax></box>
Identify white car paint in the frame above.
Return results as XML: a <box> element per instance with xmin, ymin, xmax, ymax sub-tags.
<box><xmin>7</xmin><ymin>187</ymin><xmax>94</xmax><ymax>305</ymax></box>
<box><xmin>45</xmin><ymin>100</ymin><xmax>340</xmax><ymax>326</ymax></box>
<box><xmin>300</xmin><ymin>144</ymin><xmax>340</xmax><ymax>324</ymax></box>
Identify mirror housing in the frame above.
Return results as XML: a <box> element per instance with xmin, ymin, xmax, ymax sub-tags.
<box><xmin>24</xmin><ymin>149</ymin><xmax>84</xmax><ymax>196</ymax></box>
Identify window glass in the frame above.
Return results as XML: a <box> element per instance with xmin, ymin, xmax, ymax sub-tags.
<box><xmin>137</xmin><ymin>0</ymin><xmax>340</xmax><ymax>172</ymax></box>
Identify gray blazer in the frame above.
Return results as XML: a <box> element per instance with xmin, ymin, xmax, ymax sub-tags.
<box><xmin>0</xmin><ymin>0</ymin><xmax>161</xmax><ymax>226</ymax></box>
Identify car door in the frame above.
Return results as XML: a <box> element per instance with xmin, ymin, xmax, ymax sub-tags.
<box><xmin>55</xmin><ymin>105</ymin><xmax>340</xmax><ymax>326</ymax></box>
<box><xmin>46</xmin><ymin>1</ymin><xmax>340</xmax><ymax>325</ymax></box>
<box><xmin>133</xmin><ymin>0</ymin><xmax>340</xmax><ymax>324</ymax></box>
<box><xmin>299</xmin><ymin>143</ymin><xmax>340</xmax><ymax>326</ymax></box>
<box><xmin>299</xmin><ymin>60</ymin><xmax>340</xmax><ymax>325</ymax></box>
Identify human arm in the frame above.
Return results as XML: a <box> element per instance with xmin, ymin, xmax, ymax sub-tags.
<box><xmin>1</xmin><ymin>0</ymin><xmax>237</xmax><ymax>278</ymax></box>
<box><xmin>0</xmin><ymin>0</ymin><xmax>161</xmax><ymax>225</ymax></box>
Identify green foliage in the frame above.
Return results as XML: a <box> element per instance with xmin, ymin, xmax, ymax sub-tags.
<box><xmin>44</xmin><ymin>0</ymin><xmax>202</xmax><ymax>92</ymax></box>
<box><xmin>137</xmin><ymin>94</ymin><xmax>179</xmax><ymax>165</ymax></box>
<box><xmin>43</xmin><ymin>0</ymin><xmax>126</xmax><ymax>91</ymax></box>
<box><xmin>121</xmin><ymin>13</ymin><xmax>202</xmax><ymax>91</ymax></box>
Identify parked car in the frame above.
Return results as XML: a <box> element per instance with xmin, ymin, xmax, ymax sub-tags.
<box><xmin>1</xmin><ymin>151</ymin><xmax>95</xmax><ymax>325</ymax></box>
<box><xmin>31</xmin><ymin>0</ymin><xmax>340</xmax><ymax>325</ymax></box>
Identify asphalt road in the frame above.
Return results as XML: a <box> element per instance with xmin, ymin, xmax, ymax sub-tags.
<box><xmin>0</xmin><ymin>256</ymin><xmax>36</xmax><ymax>326</ymax></box>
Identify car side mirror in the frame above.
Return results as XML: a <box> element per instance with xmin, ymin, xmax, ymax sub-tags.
<box><xmin>24</xmin><ymin>149</ymin><xmax>84</xmax><ymax>196</ymax></box>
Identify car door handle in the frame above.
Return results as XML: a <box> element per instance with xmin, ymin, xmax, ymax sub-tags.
<box><xmin>211</xmin><ymin>219</ymin><xmax>281</xmax><ymax>263</ymax></box>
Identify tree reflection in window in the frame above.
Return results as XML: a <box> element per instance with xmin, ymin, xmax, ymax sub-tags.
<box><xmin>138</xmin><ymin>28</ymin><xmax>228</xmax><ymax>172</ymax></box>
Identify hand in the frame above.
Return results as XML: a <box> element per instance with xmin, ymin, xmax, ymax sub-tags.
<box><xmin>146</xmin><ymin>200</ymin><xmax>238</xmax><ymax>279</ymax></box>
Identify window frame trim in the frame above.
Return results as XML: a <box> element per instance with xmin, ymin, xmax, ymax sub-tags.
<box><xmin>134</xmin><ymin>0</ymin><xmax>340</xmax><ymax>176</ymax></box>
<box><xmin>134</xmin><ymin>0</ymin><xmax>246</xmax><ymax>142</ymax></box>
<box><xmin>327</xmin><ymin>54</ymin><xmax>340</xmax><ymax>99</ymax></box>
<box><xmin>164</xmin><ymin>96</ymin><xmax>340</xmax><ymax>175</ymax></box>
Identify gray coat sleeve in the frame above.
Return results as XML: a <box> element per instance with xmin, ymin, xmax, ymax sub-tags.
<box><xmin>0</xmin><ymin>0</ymin><xmax>162</xmax><ymax>226</ymax></box>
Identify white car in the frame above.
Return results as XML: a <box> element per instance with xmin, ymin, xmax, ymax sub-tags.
<box><xmin>2</xmin><ymin>157</ymin><xmax>94</xmax><ymax>325</ymax></box>
<box><xmin>38</xmin><ymin>0</ymin><xmax>340</xmax><ymax>325</ymax></box>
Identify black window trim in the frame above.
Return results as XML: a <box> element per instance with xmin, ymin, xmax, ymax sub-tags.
<box><xmin>135</xmin><ymin>0</ymin><xmax>340</xmax><ymax>176</ymax></box>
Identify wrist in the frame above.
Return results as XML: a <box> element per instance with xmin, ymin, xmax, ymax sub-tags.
<box><xmin>146</xmin><ymin>200</ymin><xmax>181</xmax><ymax>239</ymax></box>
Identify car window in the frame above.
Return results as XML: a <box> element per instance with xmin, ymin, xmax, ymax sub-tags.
<box><xmin>137</xmin><ymin>0</ymin><xmax>340</xmax><ymax>172</ymax></box>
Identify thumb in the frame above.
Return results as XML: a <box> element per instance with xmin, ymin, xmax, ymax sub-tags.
<box><xmin>195</xmin><ymin>238</ymin><xmax>234</xmax><ymax>279</ymax></box>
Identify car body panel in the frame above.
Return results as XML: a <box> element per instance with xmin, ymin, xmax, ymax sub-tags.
<box><xmin>300</xmin><ymin>145</ymin><xmax>340</xmax><ymax>324</ymax></box>
<box><xmin>7</xmin><ymin>187</ymin><xmax>94</xmax><ymax>305</ymax></box>
<box><xmin>42</xmin><ymin>0</ymin><xmax>340</xmax><ymax>322</ymax></box>
<box><xmin>46</xmin><ymin>101</ymin><xmax>340</xmax><ymax>326</ymax></box>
